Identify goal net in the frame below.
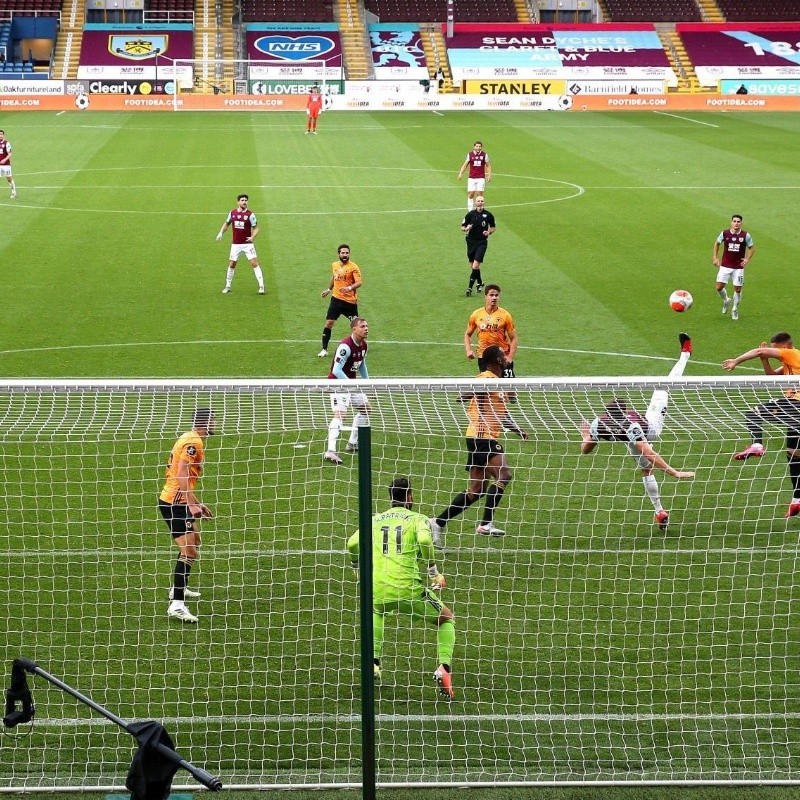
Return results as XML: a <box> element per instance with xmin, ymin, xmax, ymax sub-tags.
<box><xmin>1</xmin><ymin>377</ymin><xmax>798</xmax><ymax>789</ymax></box>
<box><xmin>170</xmin><ymin>58</ymin><xmax>337</xmax><ymax>110</ymax></box>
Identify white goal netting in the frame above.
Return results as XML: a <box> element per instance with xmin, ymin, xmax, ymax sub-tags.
<box><xmin>0</xmin><ymin>377</ymin><xmax>798</xmax><ymax>789</ymax></box>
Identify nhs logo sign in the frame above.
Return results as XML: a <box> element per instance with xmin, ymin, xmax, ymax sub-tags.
<box><xmin>253</xmin><ymin>35</ymin><xmax>336</xmax><ymax>62</ymax></box>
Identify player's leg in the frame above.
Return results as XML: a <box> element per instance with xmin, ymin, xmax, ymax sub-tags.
<box><xmin>732</xmin><ymin>398</ymin><xmax>800</xmax><ymax>460</ymax></box>
<box><xmin>165</xmin><ymin>511</ymin><xmax>201</xmax><ymax>623</ymax></box>
<box><xmin>645</xmin><ymin>333</ymin><xmax>691</xmax><ymax>440</ymax></box>
<box><xmin>431</xmin><ymin>455</ymin><xmax>485</xmax><ymax>535</ymax></box>
<box><xmin>325</xmin><ymin>395</ymin><xmax>349</xmax><ymax>463</ymax></box>
<box><xmin>346</xmin><ymin>394</ymin><xmax>370</xmax><ymax>452</ymax></box>
<box><xmin>248</xmin><ymin>254</ymin><xmax>265</xmax><ymax>294</ymax></box>
<box><xmin>472</xmin><ymin>241</ymin><xmax>487</xmax><ymax>293</ymax></box>
<box><xmin>223</xmin><ymin>250</ymin><xmax>238</xmax><ymax>293</ymax></box>
<box><xmin>731</xmin><ymin>270</ymin><xmax>744</xmax><ymax>320</ymax></box>
<box><xmin>372</xmin><ymin>607</ymin><xmax>386</xmax><ymax>680</ymax></box>
<box><xmin>784</xmin><ymin>430</ymin><xmax>800</xmax><ymax>518</ymax></box>
<box><xmin>5</xmin><ymin>168</ymin><xmax>16</xmax><ymax>198</ymax></box>
<box><xmin>408</xmin><ymin>594</ymin><xmax>456</xmax><ymax>700</ymax></box>
<box><xmin>716</xmin><ymin>269</ymin><xmax>731</xmax><ymax>314</ymax></box>
<box><xmin>465</xmin><ymin>242</ymin><xmax>479</xmax><ymax>296</ymax></box>
<box><xmin>319</xmin><ymin>303</ymin><xmax>338</xmax><ymax>357</ymax></box>
<box><xmin>476</xmin><ymin>454</ymin><xmax>510</xmax><ymax>536</ymax></box>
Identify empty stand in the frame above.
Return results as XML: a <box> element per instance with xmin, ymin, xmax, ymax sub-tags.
<box><xmin>240</xmin><ymin>0</ymin><xmax>333</xmax><ymax>23</ymax></box>
<box><xmin>0</xmin><ymin>0</ymin><xmax>61</xmax><ymax>18</ymax></box>
<box><xmin>146</xmin><ymin>0</ymin><xmax>194</xmax><ymax>21</ymax></box>
<box><xmin>604</xmin><ymin>0</ymin><xmax>701</xmax><ymax>22</ymax></box>
<box><xmin>364</xmin><ymin>0</ymin><xmax>517</xmax><ymax>23</ymax></box>
<box><xmin>716</xmin><ymin>0</ymin><xmax>800</xmax><ymax>21</ymax></box>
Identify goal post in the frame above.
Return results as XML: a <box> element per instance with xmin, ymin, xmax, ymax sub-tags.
<box><xmin>170</xmin><ymin>58</ymin><xmax>337</xmax><ymax>110</ymax></box>
<box><xmin>1</xmin><ymin>376</ymin><xmax>799</xmax><ymax>789</ymax></box>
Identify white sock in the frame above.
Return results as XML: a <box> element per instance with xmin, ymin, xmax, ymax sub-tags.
<box><xmin>349</xmin><ymin>412</ymin><xmax>368</xmax><ymax>444</ymax></box>
<box><xmin>10</xmin><ymin>180</ymin><xmax>16</xmax><ymax>193</ymax></box>
<box><xmin>718</xmin><ymin>288</ymin><xmax>729</xmax><ymax>301</ymax></box>
<box><xmin>668</xmin><ymin>352</ymin><xmax>690</xmax><ymax>379</ymax></box>
<box><xmin>467</xmin><ymin>198</ymin><xmax>474</xmax><ymax>211</ymax></box>
<box><xmin>253</xmin><ymin>266</ymin><xmax>264</xmax><ymax>289</ymax></box>
<box><xmin>733</xmin><ymin>293</ymin><xmax>741</xmax><ymax>311</ymax></box>
<box><xmin>327</xmin><ymin>418</ymin><xmax>342</xmax><ymax>452</ymax></box>
<box><xmin>643</xmin><ymin>475</ymin><xmax>662</xmax><ymax>512</ymax></box>
<box><xmin>225</xmin><ymin>267</ymin><xmax>235</xmax><ymax>287</ymax></box>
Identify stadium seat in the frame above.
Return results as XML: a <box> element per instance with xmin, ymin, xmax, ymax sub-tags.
<box><xmin>716</xmin><ymin>0</ymin><xmax>800</xmax><ymax>21</ymax></box>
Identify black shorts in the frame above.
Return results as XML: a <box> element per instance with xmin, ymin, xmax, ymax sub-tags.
<box><xmin>465</xmin><ymin>437</ymin><xmax>504</xmax><ymax>471</ymax></box>
<box><xmin>326</xmin><ymin>296</ymin><xmax>358</xmax><ymax>322</ymax></box>
<box><xmin>477</xmin><ymin>356</ymin><xmax>515</xmax><ymax>378</ymax></box>
<box><xmin>467</xmin><ymin>239</ymin><xmax>488</xmax><ymax>265</ymax></box>
<box><xmin>756</xmin><ymin>398</ymin><xmax>800</xmax><ymax>447</ymax></box>
<box><xmin>158</xmin><ymin>498</ymin><xmax>197</xmax><ymax>538</ymax></box>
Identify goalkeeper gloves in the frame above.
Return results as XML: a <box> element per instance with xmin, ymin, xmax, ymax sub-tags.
<box><xmin>428</xmin><ymin>565</ymin><xmax>446</xmax><ymax>590</ymax></box>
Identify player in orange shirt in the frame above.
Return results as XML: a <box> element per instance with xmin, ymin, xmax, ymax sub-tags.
<box><xmin>465</xmin><ymin>284</ymin><xmax>517</xmax><ymax>376</ymax></box>
<box><xmin>723</xmin><ymin>331</ymin><xmax>800</xmax><ymax>518</ymax></box>
<box><xmin>306</xmin><ymin>85</ymin><xmax>323</xmax><ymax>134</ymax></box>
<box><xmin>319</xmin><ymin>243</ymin><xmax>363</xmax><ymax>357</ymax></box>
<box><xmin>429</xmin><ymin>346</ymin><xmax>528</xmax><ymax>543</ymax></box>
<box><xmin>158</xmin><ymin>408</ymin><xmax>215</xmax><ymax>623</ymax></box>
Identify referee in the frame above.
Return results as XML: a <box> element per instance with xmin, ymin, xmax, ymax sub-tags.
<box><xmin>461</xmin><ymin>195</ymin><xmax>496</xmax><ymax>296</ymax></box>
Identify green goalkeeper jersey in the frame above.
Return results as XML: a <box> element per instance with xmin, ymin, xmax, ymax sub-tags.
<box><xmin>347</xmin><ymin>505</ymin><xmax>435</xmax><ymax>603</ymax></box>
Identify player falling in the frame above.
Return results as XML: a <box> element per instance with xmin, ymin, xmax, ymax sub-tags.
<box><xmin>579</xmin><ymin>334</ymin><xmax>695</xmax><ymax>531</ymax></box>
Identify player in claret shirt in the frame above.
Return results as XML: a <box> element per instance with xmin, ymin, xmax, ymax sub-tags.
<box><xmin>713</xmin><ymin>213</ymin><xmax>755</xmax><ymax>321</ymax></box>
<box><xmin>216</xmin><ymin>193</ymin><xmax>265</xmax><ymax>295</ymax></box>
<box><xmin>457</xmin><ymin>140</ymin><xmax>491</xmax><ymax>211</ymax></box>
<box><xmin>324</xmin><ymin>316</ymin><xmax>370</xmax><ymax>465</ymax></box>
<box><xmin>0</xmin><ymin>130</ymin><xmax>17</xmax><ymax>199</ymax></box>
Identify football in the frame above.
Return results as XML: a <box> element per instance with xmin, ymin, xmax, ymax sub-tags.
<box><xmin>669</xmin><ymin>290</ymin><xmax>693</xmax><ymax>312</ymax></box>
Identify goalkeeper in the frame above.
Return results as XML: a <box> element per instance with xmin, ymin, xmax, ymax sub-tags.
<box><xmin>346</xmin><ymin>476</ymin><xmax>456</xmax><ymax>700</ymax></box>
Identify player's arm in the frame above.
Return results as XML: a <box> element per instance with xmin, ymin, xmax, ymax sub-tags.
<box><xmin>502</xmin><ymin>413</ymin><xmax>528</xmax><ymax>440</ymax></box>
<box><xmin>331</xmin><ymin>343</ymin><xmax>353</xmax><ymax>380</ymax></box>
<box><xmin>633</xmin><ymin>440</ymin><xmax>694</xmax><ymax>478</ymax></box>
<box><xmin>417</xmin><ymin>520</ymin><xmax>446</xmax><ymax>589</ymax></box>
<box><xmin>506</xmin><ymin>324</ymin><xmax>518</xmax><ymax>362</ymax></box>
<box><xmin>579</xmin><ymin>420</ymin><xmax>598</xmax><ymax>454</ymax></box>
<box><xmin>742</xmin><ymin>239</ymin><xmax>754</xmax><ymax>266</ymax></box>
<box><xmin>342</xmin><ymin>267</ymin><xmax>362</xmax><ymax>295</ymax></box>
<box><xmin>175</xmin><ymin>457</ymin><xmax>212</xmax><ymax>518</ymax></box>
<box><xmin>712</xmin><ymin>233</ymin><xmax>723</xmax><ymax>266</ymax></box>
<box><xmin>457</xmin><ymin>156</ymin><xmax>469</xmax><ymax>180</ymax></box>
<box><xmin>346</xmin><ymin>530</ymin><xmax>360</xmax><ymax>571</ymax></box>
<box><xmin>485</xmin><ymin>158</ymin><xmax>492</xmax><ymax>182</ymax></box>
<box><xmin>321</xmin><ymin>271</ymin><xmax>335</xmax><ymax>298</ymax></box>
<box><xmin>723</xmin><ymin>346</ymin><xmax>784</xmax><ymax>372</ymax></box>
<box><xmin>464</xmin><ymin>319</ymin><xmax>477</xmax><ymax>359</ymax></box>
<box><xmin>216</xmin><ymin>214</ymin><xmax>231</xmax><ymax>241</ymax></box>
<box><xmin>246</xmin><ymin>222</ymin><xmax>258</xmax><ymax>242</ymax></box>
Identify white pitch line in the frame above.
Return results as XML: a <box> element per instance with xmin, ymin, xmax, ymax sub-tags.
<box><xmin>0</xmin><ymin>336</ymin><xmax>732</xmax><ymax>371</ymax></box>
<box><xmin>27</xmin><ymin>710</ymin><xmax>800</xmax><ymax>729</ymax></box>
<box><xmin>654</xmin><ymin>110</ymin><xmax>719</xmax><ymax>128</ymax></box>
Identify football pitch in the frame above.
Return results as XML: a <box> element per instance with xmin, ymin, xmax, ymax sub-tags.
<box><xmin>1</xmin><ymin>109</ymin><xmax>800</xmax><ymax>796</ymax></box>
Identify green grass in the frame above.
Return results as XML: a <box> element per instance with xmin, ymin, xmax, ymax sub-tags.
<box><xmin>1</xmin><ymin>110</ymin><xmax>800</xmax><ymax>797</ymax></box>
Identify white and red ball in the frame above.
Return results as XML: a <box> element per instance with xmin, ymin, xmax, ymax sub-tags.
<box><xmin>669</xmin><ymin>290</ymin><xmax>693</xmax><ymax>312</ymax></box>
